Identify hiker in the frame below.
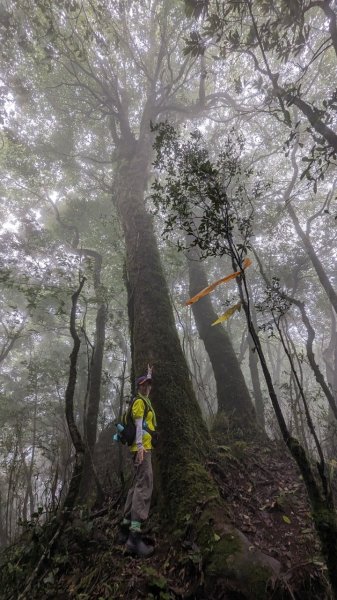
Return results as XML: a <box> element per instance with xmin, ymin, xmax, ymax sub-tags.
<box><xmin>118</xmin><ymin>367</ymin><xmax>157</xmax><ymax>557</ymax></box>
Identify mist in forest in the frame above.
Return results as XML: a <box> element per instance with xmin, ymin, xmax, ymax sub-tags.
<box><xmin>1</xmin><ymin>1</ymin><xmax>337</xmax><ymax>598</ymax></box>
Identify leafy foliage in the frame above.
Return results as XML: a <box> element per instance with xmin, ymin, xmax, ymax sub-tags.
<box><xmin>152</xmin><ymin>122</ymin><xmax>266</xmax><ymax>265</ymax></box>
<box><xmin>183</xmin><ymin>0</ymin><xmax>337</xmax><ymax>182</ymax></box>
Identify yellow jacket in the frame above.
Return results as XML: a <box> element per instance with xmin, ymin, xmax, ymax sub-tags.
<box><xmin>130</xmin><ymin>395</ymin><xmax>156</xmax><ymax>452</ymax></box>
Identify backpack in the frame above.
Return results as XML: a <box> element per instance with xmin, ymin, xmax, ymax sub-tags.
<box><xmin>117</xmin><ymin>397</ymin><xmax>150</xmax><ymax>446</ymax></box>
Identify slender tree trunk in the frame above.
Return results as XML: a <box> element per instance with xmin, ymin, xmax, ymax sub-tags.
<box><xmin>254</xmin><ymin>242</ymin><xmax>337</xmax><ymax>426</ymax></box>
<box><xmin>21</xmin><ymin>452</ymin><xmax>35</xmax><ymax>522</ymax></box>
<box><xmin>187</xmin><ymin>247</ymin><xmax>256</xmax><ymax>436</ymax></box>
<box><xmin>323</xmin><ymin>310</ymin><xmax>337</xmax><ymax>459</ymax></box>
<box><xmin>62</xmin><ymin>278</ymin><xmax>86</xmax><ymax>512</ymax></box>
<box><xmin>287</xmin><ymin>202</ymin><xmax>337</xmax><ymax>316</ymax></box>
<box><xmin>81</xmin><ymin>252</ymin><xmax>106</xmax><ymax>463</ymax></box>
<box><xmin>281</xmin><ymin>139</ymin><xmax>337</xmax><ymax>317</ymax></box>
<box><xmin>0</xmin><ymin>491</ymin><xmax>6</xmax><ymax>548</ymax></box>
<box><xmin>289</xmin><ymin>370</ymin><xmax>310</xmax><ymax>453</ymax></box>
<box><xmin>248</xmin><ymin>342</ymin><xmax>265</xmax><ymax>430</ymax></box>
<box><xmin>50</xmin><ymin>461</ymin><xmax>59</xmax><ymax>513</ymax></box>
<box><xmin>50</xmin><ymin>202</ymin><xmax>108</xmax><ymax>504</ymax></box>
<box><xmin>290</xmin><ymin>297</ymin><xmax>337</xmax><ymax>420</ymax></box>
<box><xmin>78</xmin><ymin>298</ymin><xmax>107</xmax><ymax>504</ymax></box>
<box><xmin>25</xmin><ymin>387</ymin><xmax>38</xmax><ymax>517</ymax></box>
<box><xmin>116</xmin><ymin>358</ymin><xmax>127</xmax><ymax>488</ymax></box>
<box><xmin>246</xmin><ymin>278</ymin><xmax>266</xmax><ymax>430</ymax></box>
<box><xmin>6</xmin><ymin>442</ymin><xmax>18</xmax><ymax>544</ymax></box>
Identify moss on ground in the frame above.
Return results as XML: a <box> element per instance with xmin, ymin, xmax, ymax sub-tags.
<box><xmin>1</xmin><ymin>439</ymin><xmax>331</xmax><ymax>599</ymax></box>
<box><xmin>203</xmin><ymin>526</ymin><xmax>280</xmax><ymax>599</ymax></box>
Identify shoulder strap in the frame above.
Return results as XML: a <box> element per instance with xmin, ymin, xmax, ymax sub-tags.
<box><xmin>121</xmin><ymin>397</ymin><xmax>135</xmax><ymax>424</ymax></box>
<box><xmin>128</xmin><ymin>396</ymin><xmax>149</xmax><ymax>421</ymax></box>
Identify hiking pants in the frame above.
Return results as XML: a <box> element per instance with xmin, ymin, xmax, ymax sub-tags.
<box><xmin>123</xmin><ymin>451</ymin><xmax>153</xmax><ymax>523</ymax></box>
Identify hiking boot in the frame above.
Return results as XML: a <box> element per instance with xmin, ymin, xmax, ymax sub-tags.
<box><xmin>116</xmin><ymin>522</ymin><xmax>130</xmax><ymax>545</ymax></box>
<box><xmin>125</xmin><ymin>531</ymin><xmax>154</xmax><ymax>557</ymax></box>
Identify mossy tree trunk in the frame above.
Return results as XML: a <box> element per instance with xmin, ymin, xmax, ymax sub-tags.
<box><xmin>78</xmin><ymin>250</ymin><xmax>106</xmax><ymax>505</ymax></box>
<box><xmin>186</xmin><ymin>247</ymin><xmax>257</xmax><ymax>438</ymax></box>
<box><xmin>113</xmin><ymin>139</ymin><xmax>283</xmax><ymax>598</ymax></box>
<box><xmin>115</xmin><ymin>140</ymin><xmax>211</xmax><ymax>514</ymax></box>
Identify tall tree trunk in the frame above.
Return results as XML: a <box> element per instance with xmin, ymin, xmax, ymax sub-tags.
<box><xmin>63</xmin><ymin>278</ymin><xmax>86</xmax><ymax>512</ymax></box>
<box><xmin>115</xmin><ymin>141</ymin><xmax>210</xmax><ymax>509</ymax></box>
<box><xmin>78</xmin><ymin>299</ymin><xmax>106</xmax><ymax>504</ymax></box>
<box><xmin>114</xmin><ymin>140</ymin><xmax>285</xmax><ymax>596</ymax></box>
<box><xmin>246</xmin><ymin>278</ymin><xmax>266</xmax><ymax>430</ymax></box>
<box><xmin>186</xmin><ymin>248</ymin><xmax>257</xmax><ymax>436</ymax></box>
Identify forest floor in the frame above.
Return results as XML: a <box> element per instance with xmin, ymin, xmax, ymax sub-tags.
<box><xmin>1</xmin><ymin>439</ymin><xmax>331</xmax><ymax>599</ymax></box>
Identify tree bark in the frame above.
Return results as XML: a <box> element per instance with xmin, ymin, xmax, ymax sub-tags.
<box><xmin>77</xmin><ymin>250</ymin><xmax>107</xmax><ymax>504</ymax></box>
<box><xmin>115</xmin><ymin>140</ymin><xmax>211</xmax><ymax>510</ymax></box>
<box><xmin>290</xmin><ymin>297</ymin><xmax>337</xmax><ymax>420</ymax></box>
<box><xmin>62</xmin><ymin>278</ymin><xmax>86</xmax><ymax>511</ymax></box>
<box><xmin>186</xmin><ymin>247</ymin><xmax>257</xmax><ymax>436</ymax></box>
<box><xmin>287</xmin><ymin>93</ymin><xmax>337</xmax><ymax>153</ymax></box>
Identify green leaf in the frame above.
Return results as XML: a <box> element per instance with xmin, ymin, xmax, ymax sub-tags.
<box><xmin>214</xmin><ymin>533</ymin><xmax>221</xmax><ymax>542</ymax></box>
<box><xmin>282</xmin><ymin>515</ymin><xmax>291</xmax><ymax>524</ymax></box>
